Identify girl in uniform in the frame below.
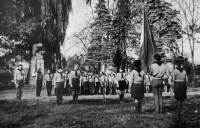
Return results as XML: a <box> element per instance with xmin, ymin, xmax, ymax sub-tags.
<box><xmin>116</xmin><ymin>67</ymin><xmax>127</xmax><ymax>103</ymax></box>
<box><xmin>80</xmin><ymin>71</ymin><xmax>89</xmax><ymax>95</ymax></box>
<box><xmin>88</xmin><ymin>72</ymin><xmax>95</xmax><ymax>95</ymax></box>
<box><xmin>53</xmin><ymin>67</ymin><xmax>65</xmax><ymax>105</ymax></box>
<box><xmin>145</xmin><ymin>73</ymin><xmax>151</xmax><ymax>94</ymax></box>
<box><xmin>129</xmin><ymin>60</ymin><xmax>145</xmax><ymax>114</ymax></box>
<box><xmin>64</xmin><ymin>70</ymin><xmax>71</xmax><ymax>96</ymax></box>
<box><xmin>100</xmin><ymin>72</ymin><xmax>106</xmax><ymax>104</ymax></box>
<box><xmin>95</xmin><ymin>74</ymin><xmax>100</xmax><ymax>95</ymax></box>
<box><xmin>69</xmin><ymin>63</ymin><xmax>81</xmax><ymax>104</ymax></box>
<box><xmin>44</xmin><ymin>69</ymin><xmax>53</xmax><ymax>96</ymax></box>
<box><xmin>33</xmin><ymin>68</ymin><xmax>44</xmax><ymax>97</ymax></box>
<box><xmin>172</xmin><ymin>56</ymin><xmax>188</xmax><ymax>109</ymax></box>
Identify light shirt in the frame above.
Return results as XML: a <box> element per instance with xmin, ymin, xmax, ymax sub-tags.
<box><xmin>173</xmin><ymin>69</ymin><xmax>188</xmax><ymax>82</ymax></box>
<box><xmin>129</xmin><ymin>70</ymin><xmax>145</xmax><ymax>85</ymax></box>
<box><xmin>14</xmin><ymin>69</ymin><xmax>25</xmax><ymax>82</ymax></box>
<box><xmin>53</xmin><ymin>72</ymin><xmax>65</xmax><ymax>85</ymax></box>
<box><xmin>116</xmin><ymin>72</ymin><xmax>126</xmax><ymax>81</ymax></box>
<box><xmin>44</xmin><ymin>74</ymin><xmax>53</xmax><ymax>81</ymax></box>
<box><xmin>150</xmin><ymin>63</ymin><xmax>169</xmax><ymax>79</ymax></box>
<box><xmin>95</xmin><ymin>77</ymin><xmax>100</xmax><ymax>82</ymax></box>
<box><xmin>88</xmin><ymin>75</ymin><xmax>95</xmax><ymax>82</ymax></box>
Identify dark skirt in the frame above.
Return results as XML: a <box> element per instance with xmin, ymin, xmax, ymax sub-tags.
<box><xmin>174</xmin><ymin>81</ymin><xmax>187</xmax><ymax>101</ymax></box>
<box><xmin>83</xmin><ymin>81</ymin><xmax>89</xmax><ymax>89</ymax></box>
<box><xmin>117</xmin><ymin>80</ymin><xmax>126</xmax><ymax>91</ymax></box>
<box><xmin>89</xmin><ymin>82</ymin><xmax>95</xmax><ymax>90</ymax></box>
<box><xmin>131</xmin><ymin>83</ymin><xmax>144</xmax><ymax>99</ymax></box>
<box><xmin>72</xmin><ymin>78</ymin><xmax>80</xmax><ymax>90</ymax></box>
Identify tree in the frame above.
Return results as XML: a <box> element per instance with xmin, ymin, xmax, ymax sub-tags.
<box><xmin>145</xmin><ymin>0</ymin><xmax>182</xmax><ymax>53</ymax></box>
<box><xmin>87</xmin><ymin>0</ymin><xmax>114</xmax><ymax>71</ymax></box>
<box><xmin>173</xmin><ymin>0</ymin><xmax>200</xmax><ymax>86</ymax></box>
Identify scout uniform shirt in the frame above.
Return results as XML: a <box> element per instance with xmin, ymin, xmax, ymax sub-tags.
<box><xmin>69</xmin><ymin>70</ymin><xmax>80</xmax><ymax>86</ymax></box>
<box><xmin>88</xmin><ymin>75</ymin><xmax>95</xmax><ymax>82</ymax></box>
<box><xmin>44</xmin><ymin>73</ymin><xmax>53</xmax><ymax>81</ymax></box>
<box><xmin>14</xmin><ymin>69</ymin><xmax>25</xmax><ymax>83</ymax></box>
<box><xmin>54</xmin><ymin>72</ymin><xmax>65</xmax><ymax>85</ymax></box>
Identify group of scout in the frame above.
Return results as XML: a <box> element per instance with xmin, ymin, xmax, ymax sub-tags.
<box><xmin>14</xmin><ymin>53</ymin><xmax>188</xmax><ymax>114</ymax></box>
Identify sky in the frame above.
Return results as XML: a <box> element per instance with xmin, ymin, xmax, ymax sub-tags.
<box><xmin>61</xmin><ymin>0</ymin><xmax>200</xmax><ymax>64</ymax></box>
<box><xmin>60</xmin><ymin>0</ymin><xmax>94</xmax><ymax>58</ymax></box>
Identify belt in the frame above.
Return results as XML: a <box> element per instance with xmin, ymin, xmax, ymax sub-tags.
<box><xmin>56</xmin><ymin>81</ymin><xmax>64</xmax><ymax>83</ymax></box>
<box><xmin>153</xmin><ymin>77</ymin><xmax>162</xmax><ymax>79</ymax></box>
<box><xmin>175</xmin><ymin>80</ymin><xmax>185</xmax><ymax>82</ymax></box>
<box><xmin>134</xmin><ymin>82</ymin><xmax>142</xmax><ymax>84</ymax></box>
<box><xmin>118</xmin><ymin>80</ymin><xmax>125</xmax><ymax>81</ymax></box>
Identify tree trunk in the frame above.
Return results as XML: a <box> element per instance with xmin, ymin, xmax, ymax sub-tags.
<box><xmin>192</xmin><ymin>37</ymin><xmax>196</xmax><ymax>87</ymax></box>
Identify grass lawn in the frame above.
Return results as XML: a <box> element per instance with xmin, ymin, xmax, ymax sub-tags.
<box><xmin>0</xmin><ymin>94</ymin><xmax>200</xmax><ymax>128</ymax></box>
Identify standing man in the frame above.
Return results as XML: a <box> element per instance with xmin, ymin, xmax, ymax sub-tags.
<box><xmin>14</xmin><ymin>64</ymin><xmax>25</xmax><ymax>100</ymax></box>
<box><xmin>150</xmin><ymin>54</ymin><xmax>169</xmax><ymax>114</ymax></box>
<box><xmin>33</xmin><ymin>68</ymin><xmax>44</xmax><ymax>97</ymax></box>
<box><xmin>69</xmin><ymin>63</ymin><xmax>81</xmax><ymax>104</ymax></box>
<box><xmin>44</xmin><ymin>69</ymin><xmax>53</xmax><ymax>96</ymax></box>
<box><xmin>53</xmin><ymin>67</ymin><xmax>65</xmax><ymax>105</ymax></box>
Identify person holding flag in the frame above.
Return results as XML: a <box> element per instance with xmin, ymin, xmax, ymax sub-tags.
<box><xmin>150</xmin><ymin>54</ymin><xmax>169</xmax><ymax>114</ymax></box>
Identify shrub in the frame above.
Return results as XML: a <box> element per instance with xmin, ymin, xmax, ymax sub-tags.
<box><xmin>170</xmin><ymin>109</ymin><xmax>200</xmax><ymax>128</ymax></box>
<box><xmin>0</xmin><ymin>72</ymin><xmax>13</xmax><ymax>85</ymax></box>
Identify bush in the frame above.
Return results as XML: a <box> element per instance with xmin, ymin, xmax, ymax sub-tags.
<box><xmin>0</xmin><ymin>72</ymin><xmax>13</xmax><ymax>85</ymax></box>
<box><xmin>170</xmin><ymin>109</ymin><xmax>200</xmax><ymax>128</ymax></box>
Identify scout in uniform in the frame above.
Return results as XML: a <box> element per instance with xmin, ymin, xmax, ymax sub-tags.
<box><xmin>33</xmin><ymin>68</ymin><xmax>44</xmax><ymax>97</ymax></box>
<box><xmin>129</xmin><ymin>60</ymin><xmax>145</xmax><ymax>115</ymax></box>
<box><xmin>149</xmin><ymin>54</ymin><xmax>169</xmax><ymax>114</ymax></box>
<box><xmin>116</xmin><ymin>67</ymin><xmax>127</xmax><ymax>104</ymax></box>
<box><xmin>95</xmin><ymin>74</ymin><xmax>100</xmax><ymax>94</ymax></box>
<box><xmin>64</xmin><ymin>70</ymin><xmax>71</xmax><ymax>96</ymax></box>
<box><xmin>69</xmin><ymin>64</ymin><xmax>81</xmax><ymax>104</ymax></box>
<box><xmin>80</xmin><ymin>71</ymin><xmax>89</xmax><ymax>95</ymax></box>
<box><xmin>88</xmin><ymin>72</ymin><xmax>95</xmax><ymax>95</ymax></box>
<box><xmin>44</xmin><ymin>69</ymin><xmax>53</xmax><ymax>96</ymax></box>
<box><xmin>100</xmin><ymin>72</ymin><xmax>107</xmax><ymax>104</ymax></box>
<box><xmin>172</xmin><ymin>56</ymin><xmax>188</xmax><ymax>109</ymax></box>
<box><xmin>53</xmin><ymin>67</ymin><xmax>65</xmax><ymax>105</ymax></box>
<box><xmin>14</xmin><ymin>64</ymin><xmax>25</xmax><ymax>100</ymax></box>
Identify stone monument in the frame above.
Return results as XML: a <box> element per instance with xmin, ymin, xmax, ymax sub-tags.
<box><xmin>28</xmin><ymin>43</ymin><xmax>45</xmax><ymax>85</ymax></box>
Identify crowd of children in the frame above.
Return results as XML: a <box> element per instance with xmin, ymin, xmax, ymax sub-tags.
<box><xmin>13</xmin><ymin>53</ymin><xmax>188</xmax><ymax>114</ymax></box>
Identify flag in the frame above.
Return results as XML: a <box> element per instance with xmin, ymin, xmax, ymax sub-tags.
<box><xmin>139</xmin><ymin>10</ymin><xmax>157</xmax><ymax>73</ymax></box>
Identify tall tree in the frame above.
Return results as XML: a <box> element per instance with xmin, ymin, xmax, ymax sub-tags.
<box><xmin>145</xmin><ymin>0</ymin><xmax>182</xmax><ymax>53</ymax></box>
<box><xmin>173</xmin><ymin>0</ymin><xmax>200</xmax><ymax>86</ymax></box>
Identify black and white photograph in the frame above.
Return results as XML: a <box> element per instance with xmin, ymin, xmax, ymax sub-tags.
<box><xmin>0</xmin><ymin>0</ymin><xmax>200</xmax><ymax>127</ymax></box>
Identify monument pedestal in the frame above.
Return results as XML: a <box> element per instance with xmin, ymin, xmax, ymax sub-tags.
<box><xmin>28</xmin><ymin>57</ymin><xmax>44</xmax><ymax>85</ymax></box>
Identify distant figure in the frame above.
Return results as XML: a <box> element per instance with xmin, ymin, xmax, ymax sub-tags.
<box><xmin>14</xmin><ymin>64</ymin><xmax>25</xmax><ymax>100</ymax></box>
<box><xmin>44</xmin><ymin>69</ymin><xmax>53</xmax><ymax>96</ymax></box>
<box><xmin>80</xmin><ymin>71</ymin><xmax>89</xmax><ymax>95</ymax></box>
<box><xmin>33</xmin><ymin>68</ymin><xmax>44</xmax><ymax>97</ymax></box>
<box><xmin>116</xmin><ymin>66</ymin><xmax>127</xmax><ymax>104</ymax></box>
<box><xmin>129</xmin><ymin>60</ymin><xmax>145</xmax><ymax>115</ymax></box>
<box><xmin>172</xmin><ymin>56</ymin><xmax>188</xmax><ymax>109</ymax></box>
<box><xmin>64</xmin><ymin>70</ymin><xmax>71</xmax><ymax>96</ymax></box>
<box><xmin>150</xmin><ymin>54</ymin><xmax>169</xmax><ymax>114</ymax></box>
<box><xmin>145</xmin><ymin>73</ymin><xmax>151</xmax><ymax>94</ymax></box>
<box><xmin>88</xmin><ymin>72</ymin><xmax>95</xmax><ymax>95</ymax></box>
<box><xmin>69</xmin><ymin>63</ymin><xmax>81</xmax><ymax>104</ymax></box>
<box><xmin>54</xmin><ymin>67</ymin><xmax>65</xmax><ymax>105</ymax></box>
<box><xmin>100</xmin><ymin>72</ymin><xmax>107</xmax><ymax>104</ymax></box>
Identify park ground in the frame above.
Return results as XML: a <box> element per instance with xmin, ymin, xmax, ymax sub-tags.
<box><xmin>0</xmin><ymin>85</ymin><xmax>200</xmax><ymax>128</ymax></box>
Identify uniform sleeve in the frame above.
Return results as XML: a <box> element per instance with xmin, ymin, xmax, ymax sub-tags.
<box><xmin>14</xmin><ymin>70</ymin><xmax>17</xmax><ymax>83</ymax></box>
<box><xmin>149</xmin><ymin>65</ymin><xmax>153</xmax><ymax>76</ymax></box>
<box><xmin>54</xmin><ymin>73</ymin><xmax>57</xmax><ymax>86</ymax></box>
<box><xmin>129</xmin><ymin>71</ymin><xmax>134</xmax><ymax>86</ymax></box>
<box><xmin>69</xmin><ymin>71</ymin><xmax>72</xmax><ymax>85</ymax></box>
<box><xmin>23</xmin><ymin>70</ymin><xmax>25</xmax><ymax>83</ymax></box>
<box><xmin>172</xmin><ymin>70</ymin><xmax>176</xmax><ymax>86</ymax></box>
<box><xmin>185</xmin><ymin>71</ymin><xmax>189</xmax><ymax>87</ymax></box>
